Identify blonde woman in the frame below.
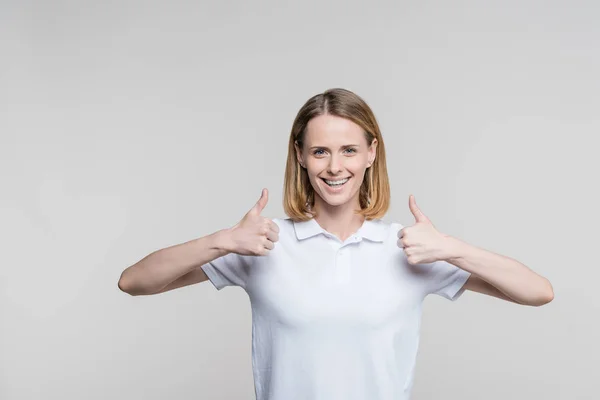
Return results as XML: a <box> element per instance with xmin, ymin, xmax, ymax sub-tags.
<box><xmin>118</xmin><ymin>88</ymin><xmax>553</xmax><ymax>400</ymax></box>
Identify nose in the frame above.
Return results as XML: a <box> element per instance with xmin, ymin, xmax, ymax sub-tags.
<box><xmin>327</xmin><ymin>154</ymin><xmax>343</xmax><ymax>175</ymax></box>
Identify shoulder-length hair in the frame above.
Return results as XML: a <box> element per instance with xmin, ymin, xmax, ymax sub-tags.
<box><xmin>283</xmin><ymin>88</ymin><xmax>391</xmax><ymax>222</ymax></box>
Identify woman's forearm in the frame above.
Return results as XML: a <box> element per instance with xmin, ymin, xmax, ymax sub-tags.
<box><xmin>444</xmin><ymin>236</ymin><xmax>554</xmax><ymax>306</ymax></box>
<box><xmin>118</xmin><ymin>229</ymin><xmax>232</xmax><ymax>296</ymax></box>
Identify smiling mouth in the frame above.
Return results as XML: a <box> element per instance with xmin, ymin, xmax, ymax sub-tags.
<box><xmin>321</xmin><ymin>177</ymin><xmax>351</xmax><ymax>187</ymax></box>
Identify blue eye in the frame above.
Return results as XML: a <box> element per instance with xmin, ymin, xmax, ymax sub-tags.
<box><xmin>312</xmin><ymin>148</ymin><xmax>357</xmax><ymax>155</ymax></box>
<box><xmin>312</xmin><ymin>147</ymin><xmax>357</xmax><ymax>156</ymax></box>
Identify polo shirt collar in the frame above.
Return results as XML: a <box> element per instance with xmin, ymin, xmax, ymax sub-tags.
<box><xmin>293</xmin><ymin>217</ymin><xmax>387</xmax><ymax>242</ymax></box>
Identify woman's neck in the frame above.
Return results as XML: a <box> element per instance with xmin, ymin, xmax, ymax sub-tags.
<box><xmin>312</xmin><ymin>199</ymin><xmax>365</xmax><ymax>242</ymax></box>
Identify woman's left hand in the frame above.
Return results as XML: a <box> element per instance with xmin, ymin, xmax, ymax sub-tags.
<box><xmin>397</xmin><ymin>195</ymin><xmax>454</xmax><ymax>265</ymax></box>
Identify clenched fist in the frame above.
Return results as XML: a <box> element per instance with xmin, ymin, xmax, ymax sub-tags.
<box><xmin>226</xmin><ymin>188</ymin><xmax>280</xmax><ymax>256</ymax></box>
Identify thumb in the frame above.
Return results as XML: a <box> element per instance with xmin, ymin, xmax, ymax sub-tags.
<box><xmin>409</xmin><ymin>194</ymin><xmax>430</xmax><ymax>223</ymax></box>
<box><xmin>250</xmin><ymin>188</ymin><xmax>269</xmax><ymax>215</ymax></box>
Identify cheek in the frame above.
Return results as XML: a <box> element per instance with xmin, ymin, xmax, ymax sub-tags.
<box><xmin>352</xmin><ymin>170</ymin><xmax>369</xmax><ymax>188</ymax></box>
<box><xmin>349</xmin><ymin>158</ymin><xmax>368</xmax><ymax>170</ymax></box>
<box><xmin>308</xmin><ymin>174</ymin><xmax>324</xmax><ymax>189</ymax></box>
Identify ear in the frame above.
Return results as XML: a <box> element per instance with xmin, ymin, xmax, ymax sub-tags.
<box><xmin>294</xmin><ymin>140</ymin><xmax>304</xmax><ymax>167</ymax></box>
<box><xmin>368</xmin><ymin>138</ymin><xmax>378</xmax><ymax>166</ymax></box>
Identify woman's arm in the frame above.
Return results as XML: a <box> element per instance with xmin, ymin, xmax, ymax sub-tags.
<box><xmin>400</xmin><ymin>195</ymin><xmax>553</xmax><ymax>307</ymax></box>
<box><xmin>119</xmin><ymin>188</ymin><xmax>278</xmax><ymax>296</ymax></box>
<box><xmin>444</xmin><ymin>236</ymin><xmax>554</xmax><ymax>307</ymax></box>
<box><xmin>118</xmin><ymin>229</ymin><xmax>233</xmax><ymax>296</ymax></box>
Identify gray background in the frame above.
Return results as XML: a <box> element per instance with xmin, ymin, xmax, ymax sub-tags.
<box><xmin>1</xmin><ymin>0</ymin><xmax>598</xmax><ymax>399</ymax></box>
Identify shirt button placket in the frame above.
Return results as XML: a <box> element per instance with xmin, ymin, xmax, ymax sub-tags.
<box><xmin>335</xmin><ymin>246</ymin><xmax>351</xmax><ymax>284</ymax></box>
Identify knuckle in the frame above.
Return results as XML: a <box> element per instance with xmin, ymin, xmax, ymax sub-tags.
<box><xmin>261</xmin><ymin>225</ymin><xmax>269</xmax><ymax>235</ymax></box>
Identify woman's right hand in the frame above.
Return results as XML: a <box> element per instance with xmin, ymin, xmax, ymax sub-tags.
<box><xmin>225</xmin><ymin>188</ymin><xmax>280</xmax><ymax>256</ymax></box>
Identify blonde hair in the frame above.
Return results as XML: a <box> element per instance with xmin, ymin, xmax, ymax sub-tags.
<box><xmin>283</xmin><ymin>88</ymin><xmax>391</xmax><ymax>222</ymax></box>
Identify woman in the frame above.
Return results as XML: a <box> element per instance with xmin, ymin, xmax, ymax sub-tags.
<box><xmin>118</xmin><ymin>88</ymin><xmax>554</xmax><ymax>400</ymax></box>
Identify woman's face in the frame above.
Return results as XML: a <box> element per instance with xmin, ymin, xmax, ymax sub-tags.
<box><xmin>295</xmin><ymin>114</ymin><xmax>377</xmax><ymax>211</ymax></box>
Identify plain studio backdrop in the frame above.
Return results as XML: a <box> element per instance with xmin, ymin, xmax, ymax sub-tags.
<box><xmin>1</xmin><ymin>0</ymin><xmax>598</xmax><ymax>399</ymax></box>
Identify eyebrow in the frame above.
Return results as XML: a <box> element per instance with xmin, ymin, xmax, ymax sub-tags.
<box><xmin>309</xmin><ymin>144</ymin><xmax>359</xmax><ymax>150</ymax></box>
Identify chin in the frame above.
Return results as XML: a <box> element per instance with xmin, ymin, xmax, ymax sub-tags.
<box><xmin>323</xmin><ymin>198</ymin><xmax>349</xmax><ymax>207</ymax></box>
<box><xmin>319</xmin><ymin>190</ymin><xmax>359</xmax><ymax>207</ymax></box>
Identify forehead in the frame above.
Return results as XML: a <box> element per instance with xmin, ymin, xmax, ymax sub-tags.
<box><xmin>304</xmin><ymin>114</ymin><xmax>365</xmax><ymax>145</ymax></box>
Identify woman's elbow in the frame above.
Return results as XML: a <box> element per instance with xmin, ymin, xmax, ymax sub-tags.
<box><xmin>530</xmin><ymin>280</ymin><xmax>554</xmax><ymax>306</ymax></box>
<box><xmin>118</xmin><ymin>272</ymin><xmax>144</xmax><ymax>296</ymax></box>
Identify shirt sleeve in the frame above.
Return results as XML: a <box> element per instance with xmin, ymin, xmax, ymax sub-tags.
<box><xmin>200</xmin><ymin>251</ymin><xmax>252</xmax><ymax>291</ymax></box>
<box><xmin>422</xmin><ymin>260</ymin><xmax>471</xmax><ymax>301</ymax></box>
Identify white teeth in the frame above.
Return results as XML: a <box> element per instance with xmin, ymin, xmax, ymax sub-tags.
<box><xmin>324</xmin><ymin>178</ymin><xmax>349</xmax><ymax>186</ymax></box>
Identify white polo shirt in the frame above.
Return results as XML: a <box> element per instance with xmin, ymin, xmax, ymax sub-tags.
<box><xmin>201</xmin><ymin>217</ymin><xmax>470</xmax><ymax>400</ymax></box>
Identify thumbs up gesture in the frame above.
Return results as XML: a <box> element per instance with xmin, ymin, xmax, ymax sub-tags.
<box><xmin>227</xmin><ymin>188</ymin><xmax>280</xmax><ymax>257</ymax></box>
<box><xmin>397</xmin><ymin>195</ymin><xmax>452</xmax><ymax>265</ymax></box>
